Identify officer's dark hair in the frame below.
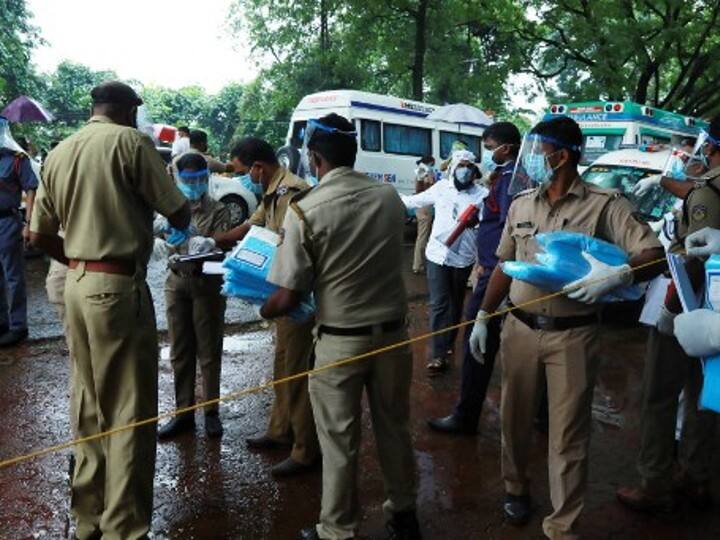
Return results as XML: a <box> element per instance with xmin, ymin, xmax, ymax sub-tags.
<box><xmin>308</xmin><ymin>113</ymin><xmax>357</xmax><ymax>168</ymax></box>
<box><xmin>189</xmin><ymin>129</ymin><xmax>208</xmax><ymax>147</ymax></box>
<box><xmin>176</xmin><ymin>152</ymin><xmax>208</xmax><ymax>172</ymax></box>
<box><xmin>530</xmin><ymin>116</ymin><xmax>583</xmax><ymax>166</ymax></box>
<box><xmin>230</xmin><ymin>137</ymin><xmax>278</xmax><ymax>166</ymax></box>
<box><xmin>483</xmin><ymin>122</ymin><xmax>521</xmax><ymax>148</ymax></box>
<box><xmin>177</xmin><ymin>126</ymin><xmax>190</xmax><ymax>135</ymax></box>
<box><xmin>710</xmin><ymin>115</ymin><xmax>720</xmax><ymax>142</ymax></box>
<box><xmin>416</xmin><ymin>154</ymin><xmax>435</xmax><ymax>166</ymax></box>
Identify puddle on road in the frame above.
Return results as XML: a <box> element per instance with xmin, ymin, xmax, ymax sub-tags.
<box><xmin>160</xmin><ymin>331</ymin><xmax>273</xmax><ymax>361</ymax></box>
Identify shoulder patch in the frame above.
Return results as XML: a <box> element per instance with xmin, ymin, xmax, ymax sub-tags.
<box><xmin>691</xmin><ymin>204</ymin><xmax>708</xmax><ymax>223</ymax></box>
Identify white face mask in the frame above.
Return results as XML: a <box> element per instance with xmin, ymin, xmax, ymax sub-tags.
<box><xmin>454</xmin><ymin>166</ymin><xmax>473</xmax><ymax>185</ymax></box>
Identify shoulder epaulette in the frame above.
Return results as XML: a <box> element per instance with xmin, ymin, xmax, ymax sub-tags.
<box><xmin>512</xmin><ymin>187</ymin><xmax>538</xmax><ymax>199</ymax></box>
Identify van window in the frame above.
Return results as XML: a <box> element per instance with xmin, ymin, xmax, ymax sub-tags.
<box><xmin>580</xmin><ymin>134</ymin><xmax>622</xmax><ymax>166</ymax></box>
<box><xmin>440</xmin><ymin>131</ymin><xmax>481</xmax><ymax>159</ymax></box>
<box><xmin>290</xmin><ymin>121</ymin><xmax>307</xmax><ymax>149</ymax></box>
<box><xmin>361</xmin><ymin>120</ymin><xmax>381</xmax><ymax>152</ymax></box>
<box><xmin>384</xmin><ymin>123</ymin><xmax>431</xmax><ymax>156</ymax></box>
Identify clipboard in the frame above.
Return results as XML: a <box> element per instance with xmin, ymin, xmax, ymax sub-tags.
<box><xmin>667</xmin><ymin>252</ymin><xmax>700</xmax><ymax>313</ymax></box>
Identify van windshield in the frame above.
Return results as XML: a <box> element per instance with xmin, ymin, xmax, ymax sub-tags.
<box><xmin>581</xmin><ymin>164</ymin><xmax>676</xmax><ymax>221</ymax></box>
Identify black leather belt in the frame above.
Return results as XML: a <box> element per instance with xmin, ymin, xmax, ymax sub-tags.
<box><xmin>510</xmin><ymin>305</ymin><xmax>598</xmax><ymax>331</ymax></box>
<box><xmin>319</xmin><ymin>319</ymin><xmax>405</xmax><ymax>336</ymax></box>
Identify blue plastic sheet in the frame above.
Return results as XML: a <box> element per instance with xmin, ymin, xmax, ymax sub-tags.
<box><xmin>501</xmin><ymin>231</ymin><xmax>642</xmax><ymax>302</ymax></box>
<box><xmin>700</xmin><ymin>255</ymin><xmax>720</xmax><ymax>412</ymax></box>
<box><xmin>222</xmin><ymin>226</ymin><xmax>315</xmax><ymax>321</ymax></box>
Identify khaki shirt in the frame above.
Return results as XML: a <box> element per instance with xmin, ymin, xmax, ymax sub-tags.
<box><xmin>248</xmin><ymin>167</ymin><xmax>310</xmax><ymax>232</ymax></box>
<box><xmin>167</xmin><ymin>195</ymin><xmax>230</xmax><ymax>284</ymax></box>
<box><xmin>496</xmin><ymin>177</ymin><xmax>661</xmax><ymax>317</ymax></box>
<box><xmin>267</xmin><ymin>166</ymin><xmax>408</xmax><ymax>327</ymax></box>
<box><xmin>675</xmin><ymin>166</ymin><xmax>720</xmax><ymax>246</ymax></box>
<box><xmin>31</xmin><ymin>116</ymin><xmax>186</xmax><ymax>271</ymax></box>
<box><xmin>172</xmin><ymin>148</ymin><xmax>227</xmax><ymax>174</ymax></box>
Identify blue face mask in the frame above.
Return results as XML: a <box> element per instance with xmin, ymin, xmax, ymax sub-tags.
<box><xmin>239</xmin><ymin>174</ymin><xmax>263</xmax><ymax>195</ymax></box>
<box><xmin>522</xmin><ymin>152</ymin><xmax>556</xmax><ymax>185</ymax></box>
<box><xmin>481</xmin><ymin>149</ymin><xmax>497</xmax><ymax>172</ymax></box>
<box><xmin>178</xmin><ymin>181</ymin><xmax>208</xmax><ymax>201</ymax></box>
<box><xmin>669</xmin><ymin>158</ymin><xmax>687</xmax><ymax>180</ymax></box>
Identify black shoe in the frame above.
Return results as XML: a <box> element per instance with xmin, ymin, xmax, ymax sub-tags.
<box><xmin>427</xmin><ymin>414</ymin><xmax>477</xmax><ymax>435</ymax></box>
<box><xmin>298</xmin><ymin>527</ymin><xmax>320</xmax><ymax>540</ymax></box>
<box><xmin>271</xmin><ymin>457</ymin><xmax>320</xmax><ymax>478</ymax></box>
<box><xmin>245</xmin><ymin>434</ymin><xmax>292</xmax><ymax>450</ymax></box>
<box><xmin>503</xmin><ymin>493</ymin><xmax>532</xmax><ymax>525</ymax></box>
<box><xmin>0</xmin><ymin>328</ymin><xmax>28</xmax><ymax>347</ymax></box>
<box><xmin>158</xmin><ymin>414</ymin><xmax>195</xmax><ymax>440</ymax></box>
<box><xmin>205</xmin><ymin>413</ymin><xmax>223</xmax><ymax>438</ymax></box>
<box><xmin>386</xmin><ymin>510</ymin><xmax>422</xmax><ymax>540</ymax></box>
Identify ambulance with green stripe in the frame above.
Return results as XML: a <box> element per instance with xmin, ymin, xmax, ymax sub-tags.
<box><xmin>543</xmin><ymin>101</ymin><xmax>708</xmax><ymax>171</ymax></box>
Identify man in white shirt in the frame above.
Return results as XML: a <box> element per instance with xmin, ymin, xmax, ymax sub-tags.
<box><xmin>402</xmin><ymin>150</ymin><xmax>487</xmax><ymax>374</ymax></box>
<box><xmin>171</xmin><ymin>125</ymin><xmax>191</xmax><ymax>158</ymax></box>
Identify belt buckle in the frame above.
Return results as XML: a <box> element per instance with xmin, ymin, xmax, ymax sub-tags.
<box><xmin>535</xmin><ymin>315</ymin><xmax>554</xmax><ymax>331</ymax></box>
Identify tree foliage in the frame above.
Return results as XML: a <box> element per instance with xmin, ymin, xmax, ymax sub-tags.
<box><xmin>0</xmin><ymin>0</ymin><xmax>42</xmax><ymax>103</ymax></box>
<box><xmin>516</xmin><ymin>0</ymin><xmax>720</xmax><ymax>117</ymax></box>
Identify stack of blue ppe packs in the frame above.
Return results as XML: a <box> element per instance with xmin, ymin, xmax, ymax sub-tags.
<box><xmin>502</xmin><ymin>231</ymin><xmax>642</xmax><ymax>302</ymax></box>
<box><xmin>222</xmin><ymin>225</ymin><xmax>315</xmax><ymax>321</ymax></box>
<box><xmin>700</xmin><ymin>255</ymin><xmax>720</xmax><ymax>412</ymax></box>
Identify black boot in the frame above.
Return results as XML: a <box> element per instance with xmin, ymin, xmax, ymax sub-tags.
<box><xmin>0</xmin><ymin>328</ymin><xmax>28</xmax><ymax>347</ymax></box>
<box><xmin>386</xmin><ymin>510</ymin><xmax>422</xmax><ymax>540</ymax></box>
<box><xmin>503</xmin><ymin>493</ymin><xmax>532</xmax><ymax>525</ymax></box>
<box><xmin>205</xmin><ymin>412</ymin><xmax>223</xmax><ymax>438</ymax></box>
<box><xmin>158</xmin><ymin>414</ymin><xmax>195</xmax><ymax>440</ymax></box>
<box><xmin>427</xmin><ymin>414</ymin><xmax>477</xmax><ymax>435</ymax></box>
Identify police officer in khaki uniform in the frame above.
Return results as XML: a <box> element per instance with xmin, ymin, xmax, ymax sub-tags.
<box><xmin>469</xmin><ymin>116</ymin><xmax>663</xmax><ymax>540</ymax></box>
<box><xmin>213</xmin><ymin>137</ymin><xmax>320</xmax><ymax>477</ymax></box>
<box><xmin>29</xmin><ymin>81</ymin><xmax>190</xmax><ymax>540</ymax></box>
<box><xmin>260</xmin><ymin>114</ymin><xmax>420</xmax><ymax>540</ymax></box>
<box><xmin>156</xmin><ymin>152</ymin><xmax>231</xmax><ymax>440</ymax></box>
<box><xmin>617</xmin><ymin>116</ymin><xmax>720</xmax><ymax>514</ymax></box>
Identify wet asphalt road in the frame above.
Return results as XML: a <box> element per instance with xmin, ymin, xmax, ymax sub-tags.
<box><xmin>2</xmin><ymin>247</ymin><xmax>720</xmax><ymax>539</ymax></box>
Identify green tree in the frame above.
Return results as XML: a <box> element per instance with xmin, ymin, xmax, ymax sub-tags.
<box><xmin>0</xmin><ymin>0</ymin><xmax>42</xmax><ymax>104</ymax></box>
<box><xmin>516</xmin><ymin>0</ymin><xmax>720</xmax><ymax>117</ymax></box>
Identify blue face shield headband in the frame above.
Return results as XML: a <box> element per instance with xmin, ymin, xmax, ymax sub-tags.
<box><xmin>303</xmin><ymin>118</ymin><xmax>357</xmax><ymax>148</ymax></box>
<box><xmin>177</xmin><ymin>168</ymin><xmax>209</xmax><ymax>201</ymax></box>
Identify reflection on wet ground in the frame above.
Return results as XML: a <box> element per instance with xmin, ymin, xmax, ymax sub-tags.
<box><xmin>3</xmin><ymin>249</ymin><xmax>720</xmax><ymax>539</ymax></box>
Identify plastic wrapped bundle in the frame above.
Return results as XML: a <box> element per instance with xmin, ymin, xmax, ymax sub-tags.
<box><xmin>222</xmin><ymin>225</ymin><xmax>315</xmax><ymax>321</ymax></box>
<box><xmin>502</xmin><ymin>231</ymin><xmax>642</xmax><ymax>302</ymax></box>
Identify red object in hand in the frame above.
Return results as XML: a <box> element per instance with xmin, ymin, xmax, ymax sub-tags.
<box><xmin>444</xmin><ymin>204</ymin><xmax>479</xmax><ymax>247</ymax></box>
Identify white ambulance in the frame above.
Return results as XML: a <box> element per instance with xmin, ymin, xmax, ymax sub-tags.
<box><xmin>277</xmin><ymin>90</ymin><xmax>488</xmax><ymax>195</ymax></box>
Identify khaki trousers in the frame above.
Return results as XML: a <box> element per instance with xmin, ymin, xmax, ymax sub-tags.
<box><xmin>500</xmin><ymin>313</ymin><xmax>599</xmax><ymax>540</ymax></box>
<box><xmin>637</xmin><ymin>328</ymin><xmax>716</xmax><ymax>491</ymax></box>
<box><xmin>311</xmin><ymin>329</ymin><xmax>417</xmax><ymax>540</ymax></box>
<box><xmin>65</xmin><ymin>265</ymin><xmax>158</xmax><ymax>540</ymax></box>
<box><xmin>165</xmin><ymin>273</ymin><xmax>226</xmax><ymax>414</ymax></box>
<box><xmin>413</xmin><ymin>208</ymin><xmax>432</xmax><ymax>273</ymax></box>
<box><xmin>266</xmin><ymin>317</ymin><xmax>319</xmax><ymax>464</ymax></box>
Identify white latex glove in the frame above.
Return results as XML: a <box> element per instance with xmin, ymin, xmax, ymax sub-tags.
<box><xmin>632</xmin><ymin>174</ymin><xmax>661</xmax><ymax>196</ymax></box>
<box><xmin>562</xmin><ymin>253</ymin><xmax>633</xmax><ymax>304</ymax></box>
<box><xmin>188</xmin><ymin>236</ymin><xmax>216</xmax><ymax>255</ymax></box>
<box><xmin>656</xmin><ymin>305</ymin><xmax>677</xmax><ymax>336</ymax></box>
<box><xmin>153</xmin><ymin>215</ymin><xmax>169</xmax><ymax>236</ymax></box>
<box><xmin>469</xmin><ymin>310</ymin><xmax>489</xmax><ymax>363</ymax></box>
<box><xmin>685</xmin><ymin>227</ymin><xmax>720</xmax><ymax>258</ymax></box>
<box><xmin>151</xmin><ymin>238</ymin><xmax>172</xmax><ymax>262</ymax></box>
<box><xmin>674</xmin><ymin>309</ymin><xmax>720</xmax><ymax>357</ymax></box>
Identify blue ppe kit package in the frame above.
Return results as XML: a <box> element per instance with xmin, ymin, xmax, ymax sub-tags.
<box><xmin>501</xmin><ymin>231</ymin><xmax>642</xmax><ymax>302</ymax></box>
<box><xmin>700</xmin><ymin>255</ymin><xmax>720</xmax><ymax>412</ymax></box>
<box><xmin>221</xmin><ymin>225</ymin><xmax>314</xmax><ymax>321</ymax></box>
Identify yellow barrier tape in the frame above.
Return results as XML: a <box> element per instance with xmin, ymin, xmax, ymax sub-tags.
<box><xmin>0</xmin><ymin>256</ymin><xmax>667</xmax><ymax>469</ymax></box>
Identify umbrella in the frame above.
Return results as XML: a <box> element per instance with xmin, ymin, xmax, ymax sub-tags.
<box><xmin>153</xmin><ymin>124</ymin><xmax>177</xmax><ymax>144</ymax></box>
<box><xmin>426</xmin><ymin>103</ymin><xmax>492</xmax><ymax>129</ymax></box>
<box><xmin>1</xmin><ymin>96</ymin><xmax>54</xmax><ymax>123</ymax></box>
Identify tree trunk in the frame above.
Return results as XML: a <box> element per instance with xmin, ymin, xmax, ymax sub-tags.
<box><xmin>320</xmin><ymin>0</ymin><xmax>329</xmax><ymax>52</ymax></box>
<box><xmin>411</xmin><ymin>0</ymin><xmax>429</xmax><ymax>101</ymax></box>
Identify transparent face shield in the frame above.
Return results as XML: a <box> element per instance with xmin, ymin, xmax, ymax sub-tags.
<box><xmin>0</xmin><ymin>117</ymin><xmax>25</xmax><ymax>154</ymax></box>
<box><xmin>135</xmin><ymin>105</ymin><xmax>155</xmax><ymax>140</ymax></box>
<box><xmin>509</xmin><ymin>133</ymin><xmax>579</xmax><ymax>195</ymax></box>
<box><xmin>175</xmin><ymin>168</ymin><xmax>209</xmax><ymax>201</ymax></box>
<box><xmin>300</xmin><ymin>118</ymin><xmax>357</xmax><ymax>178</ymax></box>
